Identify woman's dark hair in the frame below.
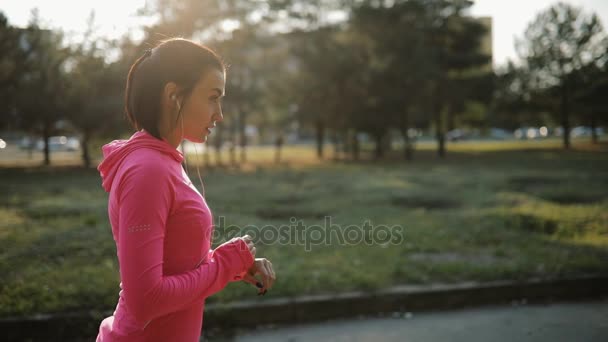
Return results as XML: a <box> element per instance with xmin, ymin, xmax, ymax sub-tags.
<box><xmin>125</xmin><ymin>38</ymin><xmax>225</xmax><ymax>140</ymax></box>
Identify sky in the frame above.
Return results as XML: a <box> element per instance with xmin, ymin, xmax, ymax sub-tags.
<box><xmin>469</xmin><ymin>0</ymin><xmax>608</xmax><ymax>67</ymax></box>
<box><xmin>2</xmin><ymin>0</ymin><xmax>607</xmax><ymax>68</ymax></box>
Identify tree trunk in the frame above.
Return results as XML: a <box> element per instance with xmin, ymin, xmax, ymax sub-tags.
<box><xmin>351</xmin><ymin>131</ymin><xmax>360</xmax><ymax>161</ymax></box>
<box><xmin>437</xmin><ymin>130</ymin><xmax>445</xmax><ymax>158</ymax></box>
<box><xmin>342</xmin><ymin>130</ymin><xmax>350</xmax><ymax>155</ymax></box>
<box><xmin>229</xmin><ymin>142</ymin><xmax>237</xmax><ymax>166</ymax></box>
<box><xmin>382</xmin><ymin>131</ymin><xmax>392</xmax><ymax>154</ymax></box>
<box><xmin>274</xmin><ymin>136</ymin><xmax>283</xmax><ymax>164</ymax></box>
<box><xmin>434</xmin><ymin>106</ymin><xmax>446</xmax><ymax>158</ymax></box>
<box><xmin>332</xmin><ymin>130</ymin><xmax>341</xmax><ymax>160</ymax></box>
<box><xmin>561</xmin><ymin>84</ymin><xmax>571</xmax><ymax>149</ymax></box>
<box><xmin>214</xmin><ymin>125</ymin><xmax>223</xmax><ymax>166</ymax></box>
<box><xmin>400</xmin><ymin>111</ymin><xmax>413</xmax><ymax>161</ymax></box>
<box><xmin>43</xmin><ymin>121</ymin><xmax>51</xmax><ymax>166</ymax></box>
<box><xmin>373</xmin><ymin>132</ymin><xmax>384</xmax><ymax>159</ymax></box>
<box><xmin>401</xmin><ymin>128</ymin><xmax>413</xmax><ymax>161</ymax></box>
<box><xmin>591</xmin><ymin>112</ymin><xmax>598</xmax><ymax>144</ymax></box>
<box><xmin>238</xmin><ymin>109</ymin><xmax>247</xmax><ymax>164</ymax></box>
<box><xmin>81</xmin><ymin>131</ymin><xmax>91</xmax><ymax>168</ymax></box>
<box><xmin>315</xmin><ymin>119</ymin><xmax>325</xmax><ymax>160</ymax></box>
<box><xmin>27</xmin><ymin>134</ymin><xmax>34</xmax><ymax>160</ymax></box>
<box><xmin>229</xmin><ymin>138</ymin><xmax>237</xmax><ymax>167</ymax></box>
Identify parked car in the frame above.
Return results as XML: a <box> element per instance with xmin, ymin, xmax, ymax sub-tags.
<box><xmin>514</xmin><ymin>127</ymin><xmax>542</xmax><ymax>140</ymax></box>
<box><xmin>571</xmin><ymin>126</ymin><xmax>605</xmax><ymax>138</ymax></box>
<box><xmin>446</xmin><ymin>129</ymin><xmax>469</xmax><ymax>142</ymax></box>
<box><xmin>32</xmin><ymin>136</ymin><xmax>80</xmax><ymax>152</ymax></box>
<box><xmin>488</xmin><ymin>128</ymin><xmax>512</xmax><ymax>140</ymax></box>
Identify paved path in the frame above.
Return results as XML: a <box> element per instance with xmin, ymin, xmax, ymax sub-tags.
<box><xmin>226</xmin><ymin>299</ymin><xmax>608</xmax><ymax>342</ymax></box>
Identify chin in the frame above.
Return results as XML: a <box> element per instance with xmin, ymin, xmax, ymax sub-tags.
<box><xmin>186</xmin><ymin>134</ymin><xmax>207</xmax><ymax>143</ymax></box>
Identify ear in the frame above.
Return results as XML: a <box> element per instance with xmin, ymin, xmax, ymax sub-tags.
<box><xmin>163</xmin><ymin>82</ymin><xmax>180</xmax><ymax>108</ymax></box>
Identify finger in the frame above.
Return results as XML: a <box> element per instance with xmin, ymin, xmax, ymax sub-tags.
<box><xmin>242</xmin><ymin>235</ymin><xmax>252</xmax><ymax>242</ymax></box>
<box><xmin>265</xmin><ymin>261</ymin><xmax>275</xmax><ymax>290</ymax></box>
<box><xmin>261</xmin><ymin>260</ymin><xmax>272</xmax><ymax>290</ymax></box>
<box><xmin>243</xmin><ymin>273</ymin><xmax>263</xmax><ymax>289</ymax></box>
<box><xmin>249</xmin><ymin>266</ymin><xmax>267</xmax><ymax>295</ymax></box>
<box><xmin>251</xmin><ymin>261</ymin><xmax>267</xmax><ymax>291</ymax></box>
<box><xmin>267</xmin><ymin>261</ymin><xmax>276</xmax><ymax>284</ymax></box>
<box><xmin>250</xmin><ymin>246</ymin><xmax>256</xmax><ymax>257</ymax></box>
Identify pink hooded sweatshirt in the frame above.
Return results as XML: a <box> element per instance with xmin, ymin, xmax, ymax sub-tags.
<box><xmin>95</xmin><ymin>129</ymin><xmax>254</xmax><ymax>341</ymax></box>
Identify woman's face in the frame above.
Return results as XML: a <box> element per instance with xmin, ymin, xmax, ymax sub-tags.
<box><xmin>178</xmin><ymin>69</ymin><xmax>226</xmax><ymax>144</ymax></box>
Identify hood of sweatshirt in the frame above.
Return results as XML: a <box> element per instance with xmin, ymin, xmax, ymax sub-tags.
<box><xmin>97</xmin><ymin>129</ymin><xmax>184</xmax><ymax>193</ymax></box>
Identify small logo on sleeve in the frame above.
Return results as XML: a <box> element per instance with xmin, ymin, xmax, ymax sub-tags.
<box><xmin>127</xmin><ymin>224</ymin><xmax>151</xmax><ymax>233</ymax></box>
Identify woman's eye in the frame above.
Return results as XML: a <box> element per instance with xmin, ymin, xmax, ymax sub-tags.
<box><xmin>210</xmin><ymin>96</ymin><xmax>220</xmax><ymax>103</ymax></box>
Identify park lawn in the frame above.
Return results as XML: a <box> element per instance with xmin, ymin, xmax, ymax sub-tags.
<box><xmin>0</xmin><ymin>139</ymin><xmax>607</xmax><ymax>317</ymax></box>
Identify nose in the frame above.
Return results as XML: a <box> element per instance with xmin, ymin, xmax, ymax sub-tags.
<box><xmin>214</xmin><ymin>109</ymin><xmax>224</xmax><ymax>123</ymax></box>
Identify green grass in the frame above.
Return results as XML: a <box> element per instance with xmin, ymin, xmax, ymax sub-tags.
<box><xmin>1</xmin><ymin>139</ymin><xmax>607</xmax><ymax>317</ymax></box>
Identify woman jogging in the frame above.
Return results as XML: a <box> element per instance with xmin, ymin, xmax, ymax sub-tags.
<box><xmin>96</xmin><ymin>38</ymin><xmax>276</xmax><ymax>341</ymax></box>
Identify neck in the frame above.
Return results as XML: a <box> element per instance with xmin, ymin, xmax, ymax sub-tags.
<box><xmin>161</xmin><ymin>132</ymin><xmax>181</xmax><ymax>149</ymax></box>
<box><xmin>157</xmin><ymin>115</ymin><xmax>182</xmax><ymax>149</ymax></box>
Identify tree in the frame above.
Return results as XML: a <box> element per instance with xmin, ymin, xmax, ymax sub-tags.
<box><xmin>418</xmin><ymin>0</ymin><xmax>491</xmax><ymax>158</ymax></box>
<box><xmin>574</xmin><ymin>59</ymin><xmax>608</xmax><ymax>144</ymax></box>
<box><xmin>349</xmin><ymin>0</ymin><xmax>429</xmax><ymax>160</ymax></box>
<box><xmin>287</xmin><ymin>27</ymin><xmax>338</xmax><ymax>160</ymax></box>
<box><xmin>0</xmin><ymin>12</ymin><xmax>29</xmax><ymax>131</ymax></box>
<box><xmin>215</xmin><ymin>25</ymin><xmax>270</xmax><ymax>164</ymax></box>
<box><xmin>516</xmin><ymin>2</ymin><xmax>607</xmax><ymax>149</ymax></box>
<box><xmin>15</xmin><ymin>13</ymin><xmax>71</xmax><ymax>166</ymax></box>
<box><xmin>348</xmin><ymin>0</ymin><xmax>490</xmax><ymax>159</ymax></box>
<box><xmin>63</xmin><ymin>13</ymin><xmax>126</xmax><ymax>167</ymax></box>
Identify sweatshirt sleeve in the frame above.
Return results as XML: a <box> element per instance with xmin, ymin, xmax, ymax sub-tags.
<box><xmin>207</xmin><ymin>249</ymin><xmax>250</xmax><ymax>282</ymax></box>
<box><xmin>116</xmin><ymin>161</ymin><xmax>254</xmax><ymax>326</ymax></box>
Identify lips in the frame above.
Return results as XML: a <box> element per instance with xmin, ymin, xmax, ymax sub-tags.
<box><xmin>205</xmin><ymin>123</ymin><xmax>216</xmax><ymax>135</ymax></box>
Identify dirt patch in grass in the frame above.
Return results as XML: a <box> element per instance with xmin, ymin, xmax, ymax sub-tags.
<box><xmin>507</xmin><ymin>176</ymin><xmax>604</xmax><ymax>205</ymax></box>
<box><xmin>541</xmin><ymin>193</ymin><xmax>605</xmax><ymax>205</ymax></box>
<box><xmin>507</xmin><ymin>176</ymin><xmax>561</xmax><ymax>190</ymax></box>
<box><xmin>505</xmin><ymin>213</ymin><xmax>559</xmax><ymax>234</ymax></box>
<box><xmin>390</xmin><ymin>196</ymin><xmax>461</xmax><ymax>210</ymax></box>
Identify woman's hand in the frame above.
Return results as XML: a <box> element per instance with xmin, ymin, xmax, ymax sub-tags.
<box><xmin>243</xmin><ymin>258</ymin><xmax>276</xmax><ymax>295</ymax></box>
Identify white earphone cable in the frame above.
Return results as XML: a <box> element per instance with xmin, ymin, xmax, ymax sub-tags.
<box><xmin>193</xmin><ymin>142</ymin><xmax>205</xmax><ymax>198</ymax></box>
<box><xmin>179</xmin><ymin>101</ymin><xmax>206</xmax><ymax>198</ymax></box>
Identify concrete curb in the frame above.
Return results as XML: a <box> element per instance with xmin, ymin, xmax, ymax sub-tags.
<box><xmin>203</xmin><ymin>274</ymin><xmax>608</xmax><ymax>329</ymax></box>
<box><xmin>2</xmin><ymin>275</ymin><xmax>607</xmax><ymax>341</ymax></box>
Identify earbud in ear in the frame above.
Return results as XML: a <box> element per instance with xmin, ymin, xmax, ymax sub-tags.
<box><xmin>171</xmin><ymin>94</ymin><xmax>181</xmax><ymax>110</ymax></box>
